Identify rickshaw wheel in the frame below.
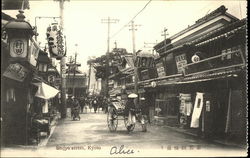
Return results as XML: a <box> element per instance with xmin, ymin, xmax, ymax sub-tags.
<box><xmin>107</xmin><ymin>107</ymin><xmax>118</xmax><ymax>132</ymax></box>
<box><xmin>124</xmin><ymin>116</ymin><xmax>135</xmax><ymax>132</ymax></box>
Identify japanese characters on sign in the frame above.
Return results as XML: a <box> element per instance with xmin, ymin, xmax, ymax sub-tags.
<box><xmin>10</xmin><ymin>38</ymin><xmax>28</xmax><ymax>58</ymax></box>
<box><xmin>3</xmin><ymin>63</ymin><xmax>29</xmax><ymax>82</ymax></box>
<box><xmin>46</xmin><ymin>23</ymin><xmax>66</xmax><ymax>60</ymax></box>
<box><xmin>175</xmin><ymin>53</ymin><xmax>187</xmax><ymax>73</ymax></box>
<box><xmin>156</xmin><ymin>62</ymin><xmax>166</xmax><ymax>77</ymax></box>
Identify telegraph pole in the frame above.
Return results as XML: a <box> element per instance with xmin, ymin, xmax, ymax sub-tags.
<box><xmin>101</xmin><ymin>17</ymin><xmax>119</xmax><ymax>97</ymax></box>
<box><xmin>161</xmin><ymin>27</ymin><xmax>168</xmax><ymax>53</ymax></box>
<box><xmin>57</xmin><ymin>0</ymin><xmax>68</xmax><ymax>118</ymax></box>
<box><xmin>87</xmin><ymin>61</ymin><xmax>91</xmax><ymax>95</ymax></box>
<box><xmin>72</xmin><ymin>44</ymin><xmax>78</xmax><ymax>97</ymax></box>
<box><xmin>128</xmin><ymin>21</ymin><xmax>141</xmax><ymax>101</ymax></box>
<box><xmin>67</xmin><ymin>56</ymin><xmax>73</xmax><ymax>95</ymax></box>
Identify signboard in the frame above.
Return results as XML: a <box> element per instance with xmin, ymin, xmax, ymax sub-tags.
<box><xmin>175</xmin><ymin>53</ymin><xmax>187</xmax><ymax>73</ymax></box>
<box><xmin>3</xmin><ymin>63</ymin><xmax>29</xmax><ymax>82</ymax></box>
<box><xmin>46</xmin><ymin>23</ymin><xmax>66</xmax><ymax>60</ymax></box>
<box><xmin>28</xmin><ymin>38</ymin><xmax>40</xmax><ymax>66</ymax></box>
<box><xmin>10</xmin><ymin>38</ymin><xmax>28</xmax><ymax>58</ymax></box>
<box><xmin>156</xmin><ymin>62</ymin><xmax>166</xmax><ymax>77</ymax></box>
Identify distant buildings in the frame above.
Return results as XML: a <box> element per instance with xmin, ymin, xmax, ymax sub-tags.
<box><xmin>90</xmin><ymin>5</ymin><xmax>247</xmax><ymax>145</ymax></box>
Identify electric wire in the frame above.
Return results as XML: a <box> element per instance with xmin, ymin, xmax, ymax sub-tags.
<box><xmin>110</xmin><ymin>0</ymin><xmax>152</xmax><ymax>39</ymax></box>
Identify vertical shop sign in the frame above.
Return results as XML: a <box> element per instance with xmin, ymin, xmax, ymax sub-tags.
<box><xmin>46</xmin><ymin>23</ymin><xmax>66</xmax><ymax>60</ymax></box>
<box><xmin>156</xmin><ymin>62</ymin><xmax>166</xmax><ymax>77</ymax></box>
<box><xmin>175</xmin><ymin>53</ymin><xmax>187</xmax><ymax>73</ymax></box>
<box><xmin>190</xmin><ymin>92</ymin><xmax>204</xmax><ymax>128</ymax></box>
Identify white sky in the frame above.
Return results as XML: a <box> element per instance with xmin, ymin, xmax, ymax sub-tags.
<box><xmin>3</xmin><ymin>0</ymin><xmax>247</xmax><ymax>73</ymax></box>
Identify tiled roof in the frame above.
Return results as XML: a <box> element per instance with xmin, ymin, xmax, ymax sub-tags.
<box><xmin>159</xmin><ymin>18</ymin><xmax>246</xmax><ymax>56</ymax></box>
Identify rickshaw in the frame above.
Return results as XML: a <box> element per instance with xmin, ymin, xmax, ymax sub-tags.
<box><xmin>107</xmin><ymin>96</ymin><xmax>147</xmax><ymax>132</ymax></box>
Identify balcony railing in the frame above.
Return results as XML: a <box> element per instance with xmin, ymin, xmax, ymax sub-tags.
<box><xmin>183</xmin><ymin>47</ymin><xmax>245</xmax><ymax>77</ymax></box>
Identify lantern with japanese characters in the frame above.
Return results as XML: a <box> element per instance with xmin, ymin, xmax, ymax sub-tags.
<box><xmin>4</xmin><ymin>10</ymin><xmax>36</xmax><ymax>62</ymax></box>
<box><xmin>46</xmin><ymin>23</ymin><xmax>66</xmax><ymax>60</ymax></box>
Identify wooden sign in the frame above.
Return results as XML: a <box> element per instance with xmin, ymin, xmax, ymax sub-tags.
<box><xmin>175</xmin><ymin>53</ymin><xmax>187</xmax><ymax>73</ymax></box>
<box><xmin>3</xmin><ymin>63</ymin><xmax>29</xmax><ymax>82</ymax></box>
<box><xmin>156</xmin><ymin>62</ymin><xmax>166</xmax><ymax>77</ymax></box>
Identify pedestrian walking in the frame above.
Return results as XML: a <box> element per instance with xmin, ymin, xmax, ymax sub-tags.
<box><xmin>67</xmin><ymin>95</ymin><xmax>74</xmax><ymax>117</ymax></box>
<box><xmin>79</xmin><ymin>96</ymin><xmax>85</xmax><ymax>113</ymax></box>
<box><xmin>140</xmin><ymin>97</ymin><xmax>150</xmax><ymax>123</ymax></box>
<box><xmin>92</xmin><ymin>97</ymin><xmax>98</xmax><ymax>113</ymax></box>
<box><xmin>71</xmin><ymin>97</ymin><xmax>81</xmax><ymax>120</ymax></box>
<box><xmin>125</xmin><ymin>93</ymin><xmax>138</xmax><ymax>129</ymax></box>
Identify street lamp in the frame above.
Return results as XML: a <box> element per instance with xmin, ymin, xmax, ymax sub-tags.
<box><xmin>37</xmin><ymin>50</ymin><xmax>50</xmax><ymax>73</ymax></box>
<box><xmin>4</xmin><ymin>10</ymin><xmax>36</xmax><ymax>62</ymax></box>
<box><xmin>3</xmin><ymin>10</ymin><xmax>40</xmax><ymax>83</ymax></box>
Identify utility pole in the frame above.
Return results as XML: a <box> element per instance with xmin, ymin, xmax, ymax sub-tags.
<box><xmin>72</xmin><ymin>44</ymin><xmax>78</xmax><ymax>97</ymax></box>
<box><xmin>56</xmin><ymin>0</ymin><xmax>68</xmax><ymax>118</ymax></box>
<box><xmin>87</xmin><ymin>61</ymin><xmax>92</xmax><ymax>95</ymax></box>
<box><xmin>127</xmin><ymin>21</ymin><xmax>141</xmax><ymax>103</ymax></box>
<box><xmin>67</xmin><ymin>56</ymin><xmax>73</xmax><ymax>95</ymax></box>
<box><xmin>161</xmin><ymin>27</ymin><xmax>169</xmax><ymax>53</ymax></box>
<box><xmin>114</xmin><ymin>41</ymin><xmax>117</xmax><ymax>49</ymax></box>
<box><xmin>101</xmin><ymin>17</ymin><xmax>119</xmax><ymax>97</ymax></box>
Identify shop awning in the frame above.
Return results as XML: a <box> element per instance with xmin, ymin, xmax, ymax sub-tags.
<box><xmin>33</xmin><ymin>82</ymin><xmax>60</xmax><ymax>99</ymax></box>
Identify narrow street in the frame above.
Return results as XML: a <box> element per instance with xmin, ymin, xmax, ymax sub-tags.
<box><xmin>39</xmin><ymin>112</ymin><xmax>245</xmax><ymax>157</ymax></box>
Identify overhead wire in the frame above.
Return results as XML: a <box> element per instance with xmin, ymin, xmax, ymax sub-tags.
<box><xmin>110</xmin><ymin>0</ymin><xmax>152</xmax><ymax>39</ymax></box>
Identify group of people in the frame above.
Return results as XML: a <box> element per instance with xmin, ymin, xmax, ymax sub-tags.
<box><xmin>66</xmin><ymin>94</ymin><xmax>150</xmax><ymax>124</ymax></box>
<box><xmin>66</xmin><ymin>95</ymin><xmax>109</xmax><ymax>115</ymax></box>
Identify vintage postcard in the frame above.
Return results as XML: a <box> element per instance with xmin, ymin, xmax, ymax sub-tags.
<box><xmin>1</xmin><ymin>0</ymin><xmax>248</xmax><ymax>157</ymax></box>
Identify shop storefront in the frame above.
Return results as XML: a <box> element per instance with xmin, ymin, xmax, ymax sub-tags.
<box><xmin>1</xmin><ymin>11</ymin><xmax>60</xmax><ymax>145</ymax></box>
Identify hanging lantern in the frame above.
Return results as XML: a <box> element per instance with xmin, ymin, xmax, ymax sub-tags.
<box><xmin>191</xmin><ymin>54</ymin><xmax>200</xmax><ymax>63</ymax></box>
<box><xmin>37</xmin><ymin>50</ymin><xmax>50</xmax><ymax>73</ymax></box>
<box><xmin>46</xmin><ymin>23</ymin><xmax>66</xmax><ymax>60</ymax></box>
<box><xmin>4</xmin><ymin>10</ymin><xmax>36</xmax><ymax>62</ymax></box>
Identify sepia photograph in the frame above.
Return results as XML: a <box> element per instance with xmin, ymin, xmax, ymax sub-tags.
<box><xmin>1</xmin><ymin>0</ymin><xmax>248</xmax><ymax>157</ymax></box>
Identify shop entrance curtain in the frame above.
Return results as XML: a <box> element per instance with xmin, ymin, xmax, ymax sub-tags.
<box><xmin>33</xmin><ymin>82</ymin><xmax>60</xmax><ymax>99</ymax></box>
